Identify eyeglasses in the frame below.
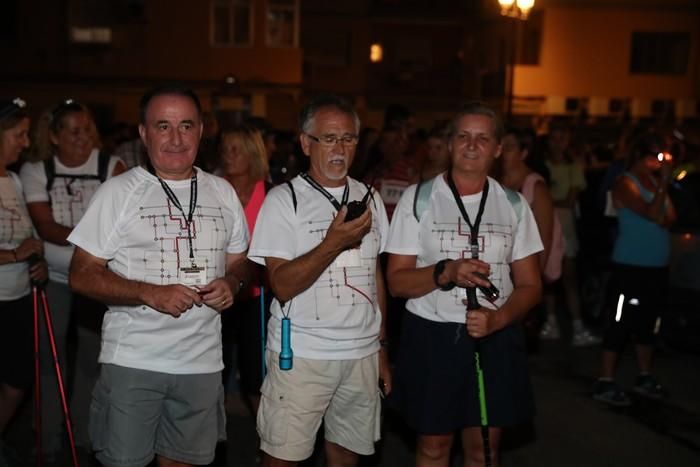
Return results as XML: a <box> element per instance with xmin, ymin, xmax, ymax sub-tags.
<box><xmin>306</xmin><ymin>133</ymin><xmax>359</xmax><ymax>147</ymax></box>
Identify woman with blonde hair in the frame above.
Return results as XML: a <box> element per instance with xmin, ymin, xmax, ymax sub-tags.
<box><xmin>219</xmin><ymin>124</ymin><xmax>270</xmax><ymax>416</ymax></box>
<box><xmin>19</xmin><ymin>99</ymin><xmax>125</xmax><ymax>458</ymax></box>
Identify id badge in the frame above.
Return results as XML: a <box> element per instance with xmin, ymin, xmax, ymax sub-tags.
<box><xmin>335</xmin><ymin>248</ymin><xmax>362</xmax><ymax>268</ymax></box>
<box><xmin>180</xmin><ymin>264</ymin><xmax>207</xmax><ymax>286</ymax></box>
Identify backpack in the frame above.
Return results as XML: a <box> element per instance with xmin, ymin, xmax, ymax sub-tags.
<box><xmin>412</xmin><ymin>176</ymin><xmax>524</xmax><ymax>223</ymax></box>
<box><xmin>44</xmin><ymin>151</ymin><xmax>110</xmax><ymax>193</ymax></box>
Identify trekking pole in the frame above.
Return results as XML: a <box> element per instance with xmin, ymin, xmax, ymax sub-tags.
<box><xmin>32</xmin><ymin>286</ymin><xmax>42</xmax><ymax>467</ymax></box>
<box><xmin>37</xmin><ymin>287</ymin><xmax>80</xmax><ymax>467</ymax></box>
<box><xmin>466</xmin><ymin>286</ymin><xmax>492</xmax><ymax>467</ymax></box>
<box><xmin>259</xmin><ymin>286</ymin><xmax>267</xmax><ymax>378</ymax></box>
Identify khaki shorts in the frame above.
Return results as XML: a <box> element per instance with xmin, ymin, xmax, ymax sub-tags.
<box><xmin>257</xmin><ymin>351</ymin><xmax>381</xmax><ymax>461</ymax></box>
<box><xmin>89</xmin><ymin>364</ymin><xmax>226</xmax><ymax>467</ymax></box>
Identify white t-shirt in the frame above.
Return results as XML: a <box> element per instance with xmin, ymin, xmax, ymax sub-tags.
<box><xmin>386</xmin><ymin>175</ymin><xmax>543</xmax><ymax>324</ymax></box>
<box><xmin>0</xmin><ymin>173</ymin><xmax>34</xmax><ymax>300</ymax></box>
<box><xmin>248</xmin><ymin>176</ymin><xmax>389</xmax><ymax>360</ymax></box>
<box><xmin>20</xmin><ymin>149</ymin><xmax>122</xmax><ymax>284</ymax></box>
<box><xmin>67</xmin><ymin>167</ymin><xmax>249</xmax><ymax>374</ymax></box>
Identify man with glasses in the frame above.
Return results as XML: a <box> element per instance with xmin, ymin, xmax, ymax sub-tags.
<box><xmin>248</xmin><ymin>94</ymin><xmax>391</xmax><ymax>466</ymax></box>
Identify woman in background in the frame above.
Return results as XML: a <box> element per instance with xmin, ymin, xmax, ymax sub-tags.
<box><xmin>593</xmin><ymin>133</ymin><xmax>676</xmax><ymax>406</ymax></box>
<box><xmin>0</xmin><ymin>98</ymin><xmax>47</xmax><ymax>462</ymax></box>
<box><xmin>20</xmin><ymin>99</ymin><xmax>125</xmax><ymax>458</ymax></box>
<box><xmin>219</xmin><ymin>124</ymin><xmax>270</xmax><ymax>416</ymax></box>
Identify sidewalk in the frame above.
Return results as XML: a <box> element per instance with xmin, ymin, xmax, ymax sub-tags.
<box><xmin>5</xmin><ymin>339</ymin><xmax>700</xmax><ymax>466</ymax></box>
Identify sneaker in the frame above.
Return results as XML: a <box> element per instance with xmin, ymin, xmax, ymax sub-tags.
<box><xmin>539</xmin><ymin>321</ymin><xmax>560</xmax><ymax>340</ymax></box>
<box><xmin>633</xmin><ymin>375</ymin><xmax>667</xmax><ymax>400</ymax></box>
<box><xmin>572</xmin><ymin>328</ymin><xmax>602</xmax><ymax>347</ymax></box>
<box><xmin>592</xmin><ymin>380</ymin><xmax>632</xmax><ymax>407</ymax></box>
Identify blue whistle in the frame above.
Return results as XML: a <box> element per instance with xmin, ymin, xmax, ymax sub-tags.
<box><xmin>279</xmin><ymin>317</ymin><xmax>293</xmax><ymax>370</ymax></box>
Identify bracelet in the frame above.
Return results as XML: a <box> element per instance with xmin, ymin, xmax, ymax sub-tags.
<box><xmin>11</xmin><ymin>249</ymin><xmax>18</xmax><ymax>263</ymax></box>
<box><xmin>433</xmin><ymin>259</ymin><xmax>456</xmax><ymax>291</ymax></box>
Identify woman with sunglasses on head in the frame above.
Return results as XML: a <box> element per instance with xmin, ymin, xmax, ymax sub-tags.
<box><xmin>0</xmin><ymin>98</ymin><xmax>48</xmax><ymax>462</ymax></box>
<box><xmin>218</xmin><ymin>124</ymin><xmax>271</xmax><ymax>418</ymax></box>
<box><xmin>19</xmin><ymin>99</ymin><xmax>126</xmax><ymax>459</ymax></box>
<box><xmin>386</xmin><ymin>103</ymin><xmax>543</xmax><ymax>467</ymax></box>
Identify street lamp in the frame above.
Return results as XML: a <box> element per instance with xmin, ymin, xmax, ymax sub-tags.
<box><xmin>498</xmin><ymin>0</ymin><xmax>534</xmax><ymax>20</ymax></box>
<box><xmin>497</xmin><ymin>0</ymin><xmax>534</xmax><ymax>122</ymax></box>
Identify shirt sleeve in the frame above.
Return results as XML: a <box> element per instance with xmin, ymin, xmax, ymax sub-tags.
<box><xmin>511</xmin><ymin>192</ymin><xmax>544</xmax><ymax>262</ymax></box>
<box><xmin>372</xmin><ymin>188</ymin><xmax>390</xmax><ymax>254</ymax></box>
<box><xmin>19</xmin><ymin>161</ymin><xmax>50</xmax><ymax>204</ymax></box>
<box><xmin>385</xmin><ymin>184</ymin><xmax>420</xmax><ymax>255</ymax></box>
<box><xmin>247</xmin><ymin>185</ymin><xmax>297</xmax><ymax>265</ymax></box>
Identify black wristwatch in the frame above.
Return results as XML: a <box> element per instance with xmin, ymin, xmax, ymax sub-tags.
<box><xmin>433</xmin><ymin>259</ymin><xmax>456</xmax><ymax>291</ymax></box>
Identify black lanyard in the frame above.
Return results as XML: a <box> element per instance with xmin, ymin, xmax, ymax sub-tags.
<box><xmin>157</xmin><ymin>171</ymin><xmax>198</xmax><ymax>264</ymax></box>
<box><xmin>445</xmin><ymin>170</ymin><xmax>489</xmax><ymax>260</ymax></box>
<box><xmin>300</xmin><ymin>172</ymin><xmax>349</xmax><ymax>211</ymax></box>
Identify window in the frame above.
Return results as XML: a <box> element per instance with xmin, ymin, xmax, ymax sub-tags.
<box><xmin>68</xmin><ymin>0</ymin><xmax>116</xmax><ymax>44</ymax></box>
<box><xmin>630</xmin><ymin>32</ymin><xmax>690</xmax><ymax>75</ymax></box>
<box><xmin>266</xmin><ymin>0</ymin><xmax>299</xmax><ymax>47</ymax></box>
<box><xmin>211</xmin><ymin>0</ymin><xmax>253</xmax><ymax>47</ymax></box>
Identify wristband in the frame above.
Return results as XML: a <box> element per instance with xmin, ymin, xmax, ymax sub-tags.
<box><xmin>379</xmin><ymin>339</ymin><xmax>389</xmax><ymax>348</ymax></box>
<box><xmin>433</xmin><ymin>259</ymin><xmax>456</xmax><ymax>291</ymax></box>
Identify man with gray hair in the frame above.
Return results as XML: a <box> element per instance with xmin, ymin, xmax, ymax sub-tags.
<box><xmin>248</xmin><ymin>94</ymin><xmax>391</xmax><ymax>466</ymax></box>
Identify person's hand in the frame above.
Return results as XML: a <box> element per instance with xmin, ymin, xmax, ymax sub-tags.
<box><xmin>660</xmin><ymin>154</ymin><xmax>673</xmax><ymax>185</ymax></box>
<box><xmin>378</xmin><ymin>345</ymin><xmax>392</xmax><ymax>397</ymax></box>
<box><xmin>196</xmin><ymin>278</ymin><xmax>235</xmax><ymax>313</ymax></box>
<box><xmin>143</xmin><ymin>284</ymin><xmax>203</xmax><ymax>318</ymax></box>
<box><xmin>324</xmin><ymin>206</ymin><xmax>372</xmax><ymax>252</ymax></box>
<box><xmin>465</xmin><ymin>308</ymin><xmax>497</xmax><ymax>338</ymax></box>
<box><xmin>29</xmin><ymin>258</ymin><xmax>48</xmax><ymax>284</ymax></box>
<box><xmin>14</xmin><ymin>238</ymin><xmax>43</xmax><ymax>262</ymax></box>
<box><xmin>444</xmin><ymin>258</ymin><xmax>491</xmax><ymax>289</ymax></box>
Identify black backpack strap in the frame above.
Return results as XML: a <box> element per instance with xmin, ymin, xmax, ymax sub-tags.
<box><xmin>44</xmin><ymin>157</ymin><xmax>56</xmax><ymax>193</ymax></box>
<box><xmin>97</xmin><ymin>151</ymin><xmax>110</xmax><ymax>182</ymax></box>
<box><xmin>285</xmin><ymin>180</ymin><xmax>297</xmax><ymax>213</ymax></box>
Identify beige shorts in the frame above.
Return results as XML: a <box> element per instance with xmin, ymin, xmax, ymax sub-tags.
<box><xmin>257</xmin><ymin>351</ymin><xmax>381</xmax><ymax>461</ymax></box>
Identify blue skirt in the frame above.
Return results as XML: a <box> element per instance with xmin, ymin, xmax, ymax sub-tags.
<box><xmin>392</xmin><ymin>311</ymin><xmax>535</xmax><ymax>434</ymax></box>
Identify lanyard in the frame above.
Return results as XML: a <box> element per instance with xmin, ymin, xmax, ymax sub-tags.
<box><xmin>445</xmin><ymin>170</ymin><xmax>489</xmax><ymax>260</ymax></box>
<box><xmin>157</xmin><ymin>171</ymin><xmax>198</xmax><ymax>264</ymax></box>
<box><xmin>300</xmin><ymin>172</ymin><xmax>349</xmax><ymax>211</ymax></box>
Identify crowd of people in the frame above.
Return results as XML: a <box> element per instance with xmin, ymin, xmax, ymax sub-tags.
<box><xmin>0</xmin><ymin>86</ymin><xmax>697</xmax><ymax>467</ymax></box>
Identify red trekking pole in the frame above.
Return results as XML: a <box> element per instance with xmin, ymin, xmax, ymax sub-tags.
<box><xmin>31</xmin><ymin>260</ymin><xmax>79</xmax><ymax>467</ymax></box>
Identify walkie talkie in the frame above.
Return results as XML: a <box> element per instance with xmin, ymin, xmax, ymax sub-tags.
<box><xmin>344</xmin><ymin>186</ymin><xmax>373</xmax><ymax>222</ymax></box>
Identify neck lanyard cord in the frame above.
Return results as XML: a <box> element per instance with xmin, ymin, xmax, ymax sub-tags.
<box><xmin>157</xmin><ymin>171</ymin><xmax>198</xmax><ymax>261</ymax></box>
<box><xmin>300</xmin><ymin>173</ymin><xmax>349</xmax><ymax>211</ymax></box>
